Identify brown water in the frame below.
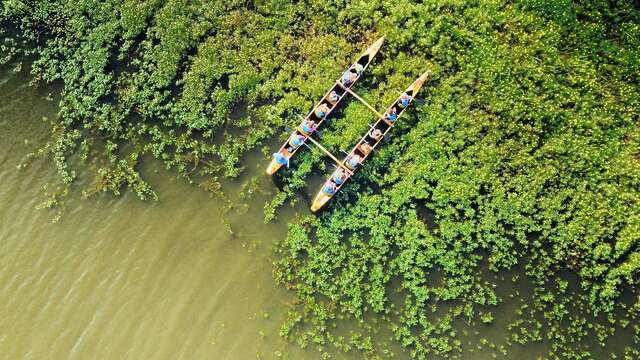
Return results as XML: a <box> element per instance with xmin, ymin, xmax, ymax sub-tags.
<box><xmin>1</xmin><ymin>59</ymin><xmax>635</xmax><ymax>360</ymax></box>
<box><xmin>0</xmin><ymin>62</ymin><xmax>307</xmax><ymax>359</ymax></box>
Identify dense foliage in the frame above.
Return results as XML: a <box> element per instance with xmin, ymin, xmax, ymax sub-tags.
<box><xmin>2</xmin><ymin>0</ymin><xmax>639</xmax><ymax>358</ymax></box>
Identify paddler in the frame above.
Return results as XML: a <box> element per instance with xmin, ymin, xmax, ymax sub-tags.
<box><xmin>273</xmin><ymin>151</ymin><xmax>289</xmax><ymax>167</ymax></box>
<box><xmin>369</xmin><ymin>127</ymin><xmax>383</xmax><ymax>141</ymax></box>
<box><xmin>327</xmin><ymin>90</ymin><xmax>340</xmax><ymax>105</ymax></box>
<box><xmin>398</xmin><ymin>92</ymin><xmax>412</xmax><ymax>108</ymax></box>
<box><xmin>358</xmin><ymin>141</ymin><xmax>373</xmax><ymax>156</ymax></box>
<box><xmin>288</xmin><ymin>133</ymin><xmax>305</xmax><ymax>150</ymax></box>
<box><xmin>300</xmin><ymin>119</ymin><xmax>317</xmax><ymax>135</ymax></box>
<box><xmin>332</xmin><ymin>168</ymin><xmax>348</xmax><ymax>185</ymax></box>
<box><xmin>384</xmin><ymin>107</ymin><xmax>398</xmax><ymax>123</ymax></box>
<box><xmin>322</xmin><ymin>180</ymin><xmax>338</xmax><ymax>195</ymax></box>
<box><xmin>315</xmin><ymin>103</ymin><xmax>330</xmax><ymax>118</ymax></box>
<box><xmin>345</xmin><ymin>153</ymin><xmax>362</xmax><ymax>170</ymax></box>
<box><xmin>341</xmin><ymin>69</ymin><xmax>358</xmax><ymax>86</ymax></box>
<box><xmin>354</xmin><ymin>63</ymin><xmax>364</xmax><ymax>75</ymax></box>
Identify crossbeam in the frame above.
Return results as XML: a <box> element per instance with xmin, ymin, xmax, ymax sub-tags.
<box><xmin>336</xmin><ymin>81</ymin><xmax>385</xmax><ymax>119</ymax></box>
<box><xmin>304</xmin><ymin>135</ymin><xmax>353</xmax><ymax>175</ymax></box>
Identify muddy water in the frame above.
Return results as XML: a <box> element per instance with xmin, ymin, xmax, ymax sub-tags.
<box><xmin>0</xmin><ymin>62</ymin><xmax>309</xmax><ymax>359</ymax></box>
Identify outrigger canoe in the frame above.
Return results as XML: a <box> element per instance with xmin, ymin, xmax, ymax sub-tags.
<box><xmin>266</xmin><ymin>37</ymin><xmax>385</xmax><ymax>175</ymax></box>
<box><xmin>310</xmin><ymin>70</ymin><xmax>431</xmax><ymax>212</ymax></box>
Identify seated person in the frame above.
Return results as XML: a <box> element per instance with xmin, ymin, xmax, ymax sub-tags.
<box><xmin>300</xmin><ymin>119</ymin><xmax>317</xmax><ymax>135</ymax></box>
<box><xmin>327</xmin><ymin>90</ymin><xmax>340</xmax><ymax>105</ymax></box>
<box><xmin>288</xmin><ymin>134</ymin><xmax>305</xmax><ymax>150</ymax></box>
<box><xmin>398</xmin><ymin>92</ymin><xmax>412</xmax><ymax>108</ymax></box>
<box><xmin>315</xmin><ymin>103</ymin><xmax>330</xmax><ymax>118</ymax></box>
<box><xmin>273</xmin><ymin>151</ymin><xmax>289</xmax><ymax>166</ymax></box>
<box><xmin>332</xmin><ymin>168</ymin><xmax>348</xmax><ymax>185</ymax></box>
<box><xmin>322</xmin><ymin>181</ymin><xmax>337</xmax><ymax>195</ymax></box>
<box><xmin>345</xmin><ymin>153</ymin><xmax>362</xmax><ymax>170</ymax></box>
<box><xmin>353</xmin><ymin>63</ymin><xmax>364</xmax><ymax>75</ymax></box>
<box><xmin>341</xmin><ymin>70</ymin><xmax>358</xmax><ymax>86</ymax></box>
<box><xmin>358</xmin><ymin>141</ymin><xmax>373</xmax><ymax>156</ymax></box>
<box><xmin>369</xmin><ymin>127</ymin><xmax>383</xmax><ymax>141</ymax></box>
<box><xmin>384</xmin><ymin>107</ymin><xmax>398</xmax><ymax>123</ymax></box>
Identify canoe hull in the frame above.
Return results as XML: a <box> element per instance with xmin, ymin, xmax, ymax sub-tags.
<box><xmin>266</xmin><ymin>37</ymin><xmax>385</xmax><ymax>176</ymax></box>
<box><xmin>311</xmin><ymin>192</ymin><xmax>331</xmax><ymax>212</ymax></box>
<box><xmin>309</xmin><ymin>70</ymin><xmax>432</xmax><ymax>212</ymax></box>
<box><xmin>266</xmin><ymin>159</ymin><xmax>282</xmax><ymax>175</ymax></box>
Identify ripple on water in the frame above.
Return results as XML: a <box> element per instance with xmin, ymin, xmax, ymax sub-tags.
<box><xmin>0</xmin><ymin>61</ymin><xmax>305</xmax><ymax>360</ymax></box>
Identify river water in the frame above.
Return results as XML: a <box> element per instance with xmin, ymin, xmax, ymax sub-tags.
<box><xmin>0</xmin><ymin>60</ymin><xmax>635</xmax><ymax>360</ymax></box>
<box><xmin>0</xmin><ymin>61</ymin><xmax>309</xmax><ymax>359</ymax></box>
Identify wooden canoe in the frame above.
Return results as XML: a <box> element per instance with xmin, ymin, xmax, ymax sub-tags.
<box><xmin>266</xmin><ymin>37</ymin><xmax>385</xmax><ymax>175</ymax></box>
<box><xmin>310</xmin><ymin>70</ymin><xmax>431</xmax><ymax>212</ymax></box>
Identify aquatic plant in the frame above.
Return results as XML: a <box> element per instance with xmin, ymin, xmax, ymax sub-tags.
<box><xmin>2</xmin><ymin>0</ymin><xmax>639</xmax><ymax>358</ymax></box>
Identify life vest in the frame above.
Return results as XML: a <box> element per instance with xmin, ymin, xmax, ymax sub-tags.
<box><xmin>315</xmin><ymin>104</ymin><xmax>329</xmax><ymax>118</ymax></box>
<box><xmin>323</xmin><ymin>183</ymin><xmax>336</xmax><ymax>195</ymax></box>
<box><xmin>274</xmin><ymin>152</ymin><xmax>288</xmax><ymax>165</ymax></box>
<box><xmin>289</xmin><ymin>135</ymin><xmax>304</xmax><ymax>148</ymax></box>
<box><xmin>399</xmin><ymin>96</ymin><xmax>411</xmax><ymax>108</ymax></box>
<box><xmin>301</xmin><ymin>121</ymin><xmax>315</xmax><ymax>134</ymax></box>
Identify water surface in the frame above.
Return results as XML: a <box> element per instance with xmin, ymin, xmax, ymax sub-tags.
<box><xmin>0</xmin><ymin>61</ymin><xmax>302</xmax><ymax>359</ymax></box>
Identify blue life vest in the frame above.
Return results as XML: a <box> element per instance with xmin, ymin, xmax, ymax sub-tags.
<box><xmin>332</xmin><ymin>173</ymin><xmax>345</xmax><ymax>185</ymax></box>
<box><xmin>302</xmin><ymin>122</ymin><xmax>313</xmax><ymax>133</ymax></box>
<box><xmin>323</xmin><ymin>184</ymin><xmax>336</xmax><ymax>195</ymax></box>
<box><xmin>290</xmin><ymin>136</ymin><xmax>304</xmax><ymax>147</ymax></box>
<box><xmin>400</xmin><ymin>97</ymin><xmax>410</xmax><ymax>108</ymax></box>
<box><xmin>274</xmin><ymin>152</ymin><xmax>288</xmax><ymax>165</ymax></box>
<box><xmin>386</xmin><ymin>112</ymin><xmax>398</xmax><ymax>122</ymax></box>
<box><xmin>342</xmin><ymin>71</ymin><xmax>352</xmax><ymax>85</ymax></box>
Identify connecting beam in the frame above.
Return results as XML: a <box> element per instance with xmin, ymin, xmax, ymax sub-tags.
<box><xmin>304</xmin><ymin>135</ymin><xmax>353</xmax><ymax>175</ymax></box>
<box><xmin>336</xmin><ymin>81</ymin><xmax>385</xmax><ymax>119</ymax></box>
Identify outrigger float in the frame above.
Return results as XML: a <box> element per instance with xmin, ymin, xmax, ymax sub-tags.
<box><xmin>266</xmin><ymin>37</ymin><xmax>385</xmax><ymax>175</ymax></box>
<box><xmin>310</xmin><ymin>70</ymin><xmax>431</xmax><ymax>212</ymax></box>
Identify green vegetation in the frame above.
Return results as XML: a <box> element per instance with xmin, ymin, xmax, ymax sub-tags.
<box><xmin>2</xmin><ymin>0</ymin><xmax>639</xmax><ymax>358</ymax></box>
